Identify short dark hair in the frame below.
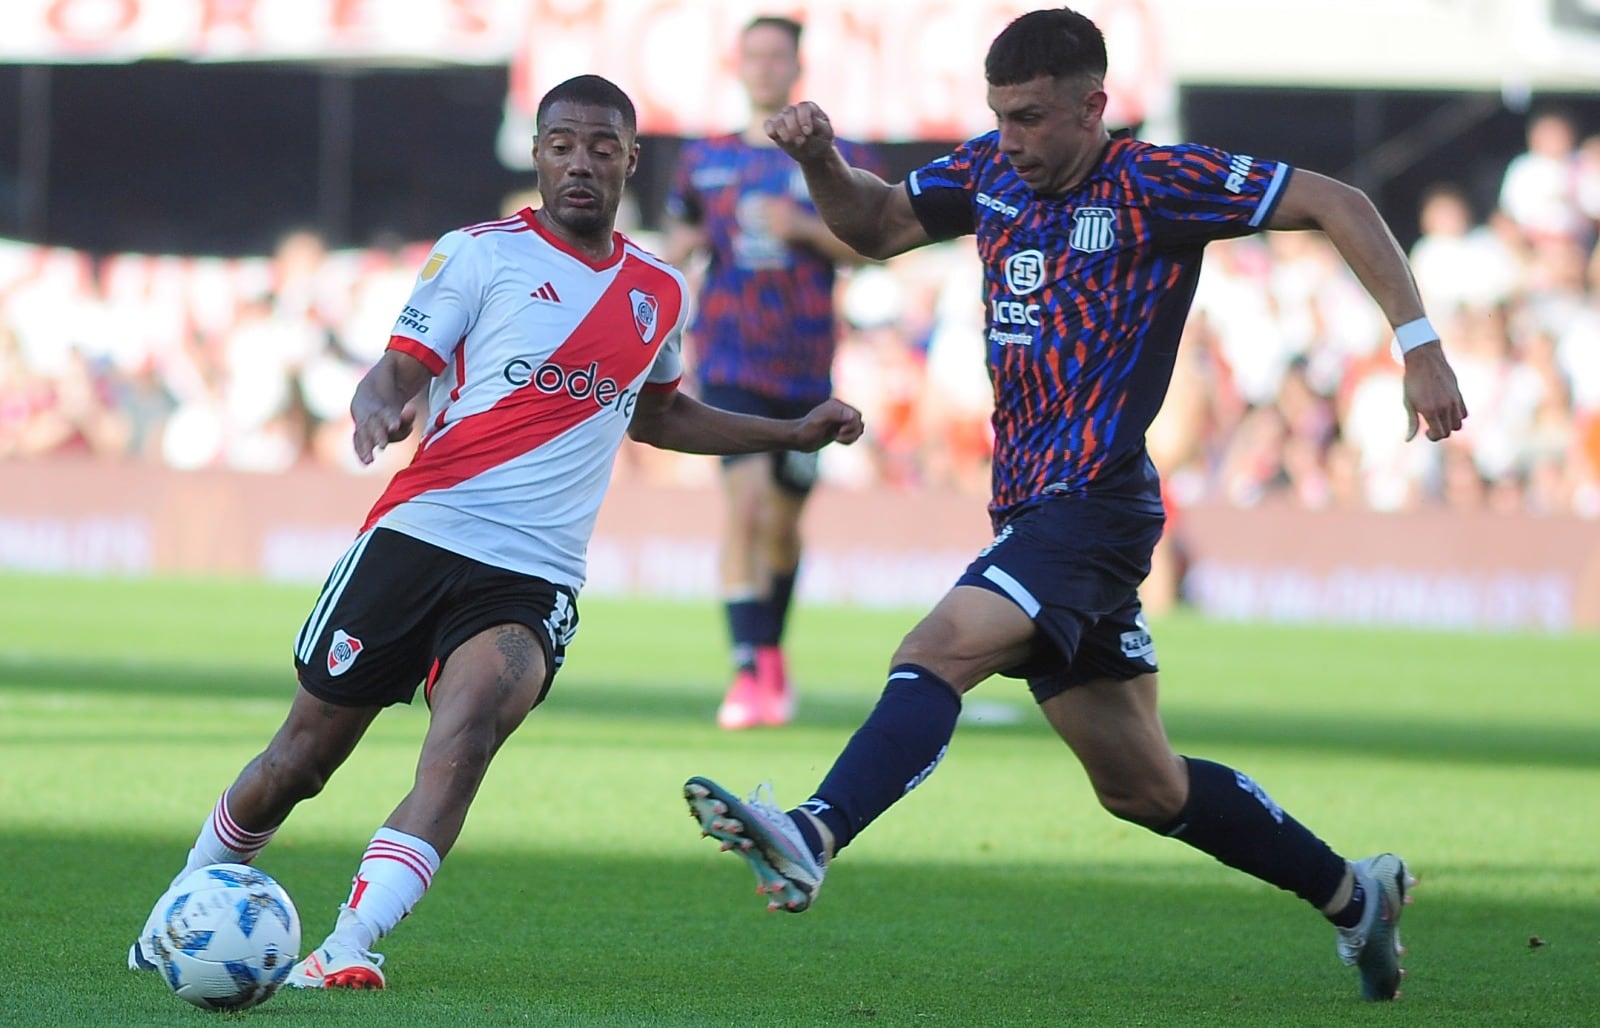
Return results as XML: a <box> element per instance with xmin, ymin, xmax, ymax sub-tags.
<box><xmin>536</xmin><ymin>74</ymin><xmax>638</xmax><ymax>137</ymax></box>
<box><xmin>744</xmin><ymin>15</ymin><xmax>803</xmax><ymax>51</ymax></box>
<box><xmin>1420</xmin><ymin>181</ymin><xmax>1469</xmax><ymax>207</ymax></box>
<box><xmin>985</xmin><ymin>8</ymin><xmax>1107</xmax><ymax>87</ymax></box>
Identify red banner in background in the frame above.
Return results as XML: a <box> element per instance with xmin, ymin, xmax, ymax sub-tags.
<box><xmin>0</xmin><ymin>0</ymin><xmax>525</xmax><ymax>62</ymax></box>
<box><xmin>506</xmin><ymin>0</ymin><xmax>1165</xmax><ymax>142</ymax></box>
<box><xmin>2</xmin><ymin>460</ymin><xmax>1597</xmax><ymax>633</ymax></box>
<box><xmin>1</xmin><ymin>1</ymin><xmax>1168</xmax><ymax>151</ymax></box>
<box><xmin>0</xmin><ymin>1</ymin><xmax>1168</xmax><ymax>144</ymax></box>
<box><xmin>1179</xmin><ymin>502</ymin><xmax>1600</xmax><ymax>634</ymax></box>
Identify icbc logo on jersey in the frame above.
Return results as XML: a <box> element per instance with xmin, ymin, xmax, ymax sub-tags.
<box><xmin>327</xmin><ymin>628</ymin><xmax>363</xmax><ymax>677</ymax></box>
<box><xmin>1003</xmin><ymin>250</ymin><xmax>1045</xmax><ymax>295</ymax></box>
<box><xmin>994</xmin><ymin>249</ymin><xmax>1045</xmax><ymax>327</ymax></box>
<box><xmin>629</xmin><ymin>288</ymin><xmax>658</xmax><ymax>344</ymax></box>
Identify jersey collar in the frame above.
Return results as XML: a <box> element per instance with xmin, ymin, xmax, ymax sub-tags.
<box><xmin>521</xmin><ymin>207</ymin><xmax>626</xmax><ymax>271</ymax></box>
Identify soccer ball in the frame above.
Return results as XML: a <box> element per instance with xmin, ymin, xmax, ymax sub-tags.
<box><xmin>148</xmin><ymin>863</ymin><xmax>302</xmax><ymax>1011</ymax></box>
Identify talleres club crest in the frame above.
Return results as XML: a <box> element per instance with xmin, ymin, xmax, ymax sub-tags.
<box><xmin>629</xmin><ymin>288</ymin><xmax>658</xmax><ymax>344</ymax></box>
<box><xmin>1069</xmin><ymin>206</ymin><xmax>1117</xmax><ymax>253</ymax></box>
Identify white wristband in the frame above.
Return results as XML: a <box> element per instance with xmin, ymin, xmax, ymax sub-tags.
<box><xmin>1394</xmin><ymin>317</ymin><xmax>1438</xmax><ymax>354</ymax></box>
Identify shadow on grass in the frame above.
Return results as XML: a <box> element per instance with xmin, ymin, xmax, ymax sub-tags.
<box><xmin>3</xmin><ymin>654</ymin><xmax>1596</xmax><ymax>772</ymax></box>
<box><xmin>1</xmin><ymin>829</ymin><xmax>1595</xmax><ymax>1028</ymax></box>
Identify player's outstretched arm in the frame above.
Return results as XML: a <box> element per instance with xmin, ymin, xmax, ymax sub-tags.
<box><xmin>765</xmin><ymin>101</ymin><xmax>930</xmax><ymax>260</ymax></box>
<box><xmin>350</xmin><ymin>350</ymin><xmax>432</xmax><ymax>464</ymax></box>
<box><xmin>658</xmin><ymin>218</ymin><xmax>708</xmax><ymax>270</ymax></box>
<box><xmin>628</xmin><ymin>389</ymin><xmax>863</xmax><ymax>456</ymax></box>
<box><xmin>1265</xmin><ymin>169</ymin><xmax>1468</xmax><ymax>441</ymax></box>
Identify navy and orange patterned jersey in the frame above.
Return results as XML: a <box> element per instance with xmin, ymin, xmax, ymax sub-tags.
<box><xmin>667</xmin><ymin>134</ymin><xmax>881</xmax><ymax>402</ymax></box>
<box><xmin>906</xmin><ymin>132</ymin><xmax>1292</xmax><ymax>526</ymax></box>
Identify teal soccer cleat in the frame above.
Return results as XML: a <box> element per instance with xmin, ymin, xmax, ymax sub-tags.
<box><xmin>685</xmin><ymin>777</ymin><xmax>823</xmax><ymax>913</ymax></box>
<box><xmin>1336</xmin><ymin>853</ymin><xmax>1415</xmax><ymax>1001</ymax></box>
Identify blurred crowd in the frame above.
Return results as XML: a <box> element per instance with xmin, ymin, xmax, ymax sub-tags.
<box><xmin>4</xmin><ymin>111</ymin><xmax>1600</xmax><ymax>520</ymax></box>
<box><xmin>1150</xmin><ymin>110</ymin><xmax>1600</xmax><ymax>520</ymax></box>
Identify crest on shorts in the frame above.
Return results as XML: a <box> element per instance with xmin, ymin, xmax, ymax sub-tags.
<box><xmin>629</xmin><ymin>288</ymin><xmax>658</xmax><ymax>344</ymax></box>
<box><xmin>1119</xmin><ymin>613</ymin><xmax>1156</xmax><ymax>663</ymax></box>
<box><xmin>327</xmin><ymin>628</ymin><xmax>364</xmax><ymax>677</ymax></box>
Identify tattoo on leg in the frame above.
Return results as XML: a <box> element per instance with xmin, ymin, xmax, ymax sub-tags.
<box><xmin>494</xmin><ymin>625</ymin><xmax>534</xmax><ymax>693</ymax></box>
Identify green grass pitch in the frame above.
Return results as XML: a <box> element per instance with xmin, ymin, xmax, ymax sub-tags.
<box><xmin>0</xmin><ymin>572</ymin><xmax>1595</xmax><ymax>1026</ymax></box>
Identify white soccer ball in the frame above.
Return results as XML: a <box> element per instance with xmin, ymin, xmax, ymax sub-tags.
<box><xmin>148</xmin><ymin>863</ymin><xmax>302</xmax><ymax>1010</ymax></box>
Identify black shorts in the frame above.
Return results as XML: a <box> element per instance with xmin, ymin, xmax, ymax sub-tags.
<box><xmin>698</xmin><ymin>382</ymin><xmax>824</xmax><ymax>496</ymax></box>
<box><xmin>292</xmin><ymin>528</ymin><xmax>579</xmax><ymax>708</ymax></box>
<box><xmin>957</xmin><ymin>496</ymin><xmax>1164</xmax><ymax>703</ymax></box>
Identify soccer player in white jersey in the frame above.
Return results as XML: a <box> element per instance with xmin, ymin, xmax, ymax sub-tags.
<box><xmin>127</xmin><ymin>74</ymin><xmax>863</xmax><ymax>991</ymax></box>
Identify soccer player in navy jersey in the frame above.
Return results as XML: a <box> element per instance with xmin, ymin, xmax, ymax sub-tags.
<box><xmin>663</xmin><ymin>16</ymin><xmax>881</xmax><ymax>730</ymax></box>
<box><xmin>685</xmin><ymin>7</ymin><xmax>1467</xmax><ymax>1002</ymax></box>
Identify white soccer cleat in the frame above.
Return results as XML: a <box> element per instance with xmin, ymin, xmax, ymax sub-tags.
<box><xmin>1336</xmin><ymin>853</ymin><xmax>1415</xmax><ymax>1001</ymax></box>
<box><xmin>128</xmin><ymin>938</ymin><xmax>160</xmax><ymax>971</ymax></box>
<box><xmin>286</xmin><ymin>937</ymin><xmax>386</xmax><ymax>990</ymax></box>
<box><xmin>685</xmin><ymin>777</ymin><xmax>823</xmax><ymax>912</ymax></box>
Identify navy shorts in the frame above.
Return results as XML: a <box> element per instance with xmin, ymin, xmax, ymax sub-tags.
<box><xmin>698</xmin><ymin>382</ymin><xmax>824</xmax><ymax>496</ymax></box>
<box><xmin>958</xmin><ymin>496</ymin><xmax>1164</xmax><ymax>703</ymax></box>
<box><xmin>292</xmin><ymin>528</ymin><xmax>579</xmax><ymax>708</ymax></box>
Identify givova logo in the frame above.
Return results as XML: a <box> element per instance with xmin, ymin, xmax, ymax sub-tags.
<box><xmin>977</xmin><ymin>523</ymin><xmax>1014</xmax><ymax>557</ymax></box>
<box><xmin>1224</xmin><ymin>152</ymin><xmax>1253</xmax><ymax>194</ymax></box>
<box><xmin>1232</xmin><ymin>769</ymin><xmax>1285</xmax><ymax>824</ymax></box>
<box><xmin>902</xmin><ymin>744</ymin><xmax>948</xmax><ymax>795</ymax></box>
<box><xmin>977</xmin><ymin>191</ymin><xmax>1020</xmax><ymax>218</ymax></box>
<box><xmin>1119</xmin><ymin>612</ymin><xmax>1156</xmax><ymax>663</ymax></box>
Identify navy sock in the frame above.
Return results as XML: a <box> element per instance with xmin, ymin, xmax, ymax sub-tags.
<box><xmin>1329</xmin><ymin>879</ymin><xmax>1367</xmax><ymax>928</ymax></box>
<box><xmin>791</xmin><ymin>812</ymin><xmax>828</xmax><ymax>868</ymax></box>
<box><xmin>725</xmin><ymin>599</ymin><xmax>764</xmax><ymax>671</ymax></box>
<box><xmin>763</xmin><ymin>570</ymin><xmax>798</xmax><ymax>646</ymax></box>
<box><xmin>789</xmin><ymin>665</ymin><xmax>961</xmax><ymax>854</ymax></box>
<box><xmin>1155</xmin><ymin>757</ymin><xmax>1348</xmax><ymax>909</ymax></box>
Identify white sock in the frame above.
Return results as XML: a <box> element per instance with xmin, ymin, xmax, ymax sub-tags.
<box><xmin>331</xmin><ymin>827</ymin><xmax>442</xmax><ymax>951</ymax></box>
<box><xmin>174</xmin><ymin>789</ymin><xmax>277</xmax><ymax>885</ymax></box>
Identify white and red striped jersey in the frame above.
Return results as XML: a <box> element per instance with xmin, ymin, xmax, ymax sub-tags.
<box><xmin>361</xmin><ymin>208</ymin><xmax>688</xmax><ymax>591</ymax></box>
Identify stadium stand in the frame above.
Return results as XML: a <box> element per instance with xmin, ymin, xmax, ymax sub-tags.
<box><xmin>4</xmin><ymin>152</ymin><xmax>1598</xmax><ymax>521</ymax></box>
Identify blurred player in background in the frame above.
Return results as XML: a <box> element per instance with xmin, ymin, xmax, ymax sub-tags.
<box><xmin>663</xmin><ymin>15</ymin><xmax>881</xmax><ymax>729</ymax></box>
<box><xmin>685</xmin><ymin>7</ymin><xmax>1467</xmax><ymax>1003</ymax></box>
<box><xmin>129</xmin><ymin>74</ymin><xmax>862</xmax><ymax>992</ymax></box>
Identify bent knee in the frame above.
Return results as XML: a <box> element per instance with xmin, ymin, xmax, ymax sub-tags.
<box><xmin>891</xmin><ymin>616</ymin><xmax>982</xmax><ymax>670</ymax></box>
<box><xmin>890</xmin><ymin>635</ymin><xmax>936</xmax><ymax>671</ymax></box>
<box><xmin>1095</xmin><ymin>780</ymin><xmax>1187</xmax><ymax>828</ymax></box>
<box><xmin>258</xmin><ymin>748</ymin><xmax>331</xmax><ymax>803</ymax></box>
